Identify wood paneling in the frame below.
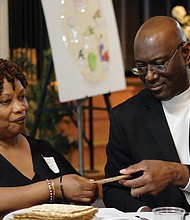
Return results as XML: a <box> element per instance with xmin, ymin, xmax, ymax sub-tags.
<box><xmin>68</xmin><ymin>77</ymin><xmax>145</xmax><ymax>171</ymax></box>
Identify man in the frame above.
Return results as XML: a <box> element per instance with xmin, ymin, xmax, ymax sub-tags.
<box><xmin>103</xmin><ymin>16</ymin><xmax>190</xmax><ymax>212</ymax></box>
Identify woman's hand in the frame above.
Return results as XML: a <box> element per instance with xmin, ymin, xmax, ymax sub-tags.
<box><xmin>58</xmin><ymin>174</ymin><xmax>99</xmax><ymax>205</ymax></box>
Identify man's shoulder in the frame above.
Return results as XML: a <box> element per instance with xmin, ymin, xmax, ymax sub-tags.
<box><xmin>113</xmin><ymin>88</ymin><xmax>151</xmax><ymax>111</ymax></box>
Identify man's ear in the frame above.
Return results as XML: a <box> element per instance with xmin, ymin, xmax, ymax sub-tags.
<box><xmin>182</xmin><ymin>41</ymin><xmax>190</xmax><ymax>65</ymax></box>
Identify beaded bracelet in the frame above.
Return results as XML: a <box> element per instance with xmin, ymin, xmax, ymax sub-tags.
<box><xmin>46</xmin><ymin>179</ymin><xmax>55</xmax><ymax>203</ymax></box>
<box><xmin>50</xmin><ymin>179</ymin><xmax>56</xmax><ymax>202</ymax></box>
<box><xmin>60</xmin><ymin>176</ymin><xmax>65</xmax><ymax>201</ymax></box>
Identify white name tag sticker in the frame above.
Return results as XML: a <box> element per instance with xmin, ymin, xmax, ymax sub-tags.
<box><xmin>42</xmin><ymin>156</ymin><xmax>60</xmax><ymax>173</ymax></box>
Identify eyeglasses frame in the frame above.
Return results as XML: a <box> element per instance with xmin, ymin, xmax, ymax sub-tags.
<box><xmin>131</xmin><ymin>41</ymin><xmax>185</xmax><ymax>76</ymax></box>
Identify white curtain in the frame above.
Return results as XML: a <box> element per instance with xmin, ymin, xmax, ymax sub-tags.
<box><xmin>0</xmin><ymin>0</ymin><xmax>9</xmax><ymax>59</ymax></box>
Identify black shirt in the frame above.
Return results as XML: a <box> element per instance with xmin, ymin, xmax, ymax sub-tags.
<box><xmin>0</xmin><ymin>135</ymin><xmax>79</xmax><ymax>187</ymax></box>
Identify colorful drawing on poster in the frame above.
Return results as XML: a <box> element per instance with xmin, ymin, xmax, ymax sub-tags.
<box><xmin>60</xmin><ymin>0</ymin><xmax>109</xmax><ymax>83</ymax></box>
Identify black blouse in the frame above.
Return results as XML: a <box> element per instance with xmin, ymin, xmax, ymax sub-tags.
<box><xmin>0</xmin><ymin>135</ymin><xmax>79</xmax><ymax>187</ymax></box>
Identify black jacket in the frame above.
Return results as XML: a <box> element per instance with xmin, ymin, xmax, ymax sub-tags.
<box><xmin>103</xmin><ymin>88</ymin><xmax>190</xmax><ymax>212</ymax></box>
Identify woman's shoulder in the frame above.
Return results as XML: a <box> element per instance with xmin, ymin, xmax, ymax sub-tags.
<box><xmin>22</xmin><ymin>135</ymin><xmax>79</xmax><ymax>176</ymax></box>
<box><xmin>23</xmin><ymin>134</ymin><xmax>56</xmax><ymax>155</ymax></box>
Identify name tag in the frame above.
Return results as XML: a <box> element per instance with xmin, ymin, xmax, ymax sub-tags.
<box><xmin>42</xmin><ymin>156</ymin><xmax>60</xmax><ymax>173</ymax></box>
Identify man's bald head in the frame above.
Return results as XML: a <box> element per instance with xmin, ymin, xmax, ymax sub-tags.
<box><xmin>134</xmin><ymin>16</ymin><xmax>186</xmax><ymax>52</ymax></box>
<box><xmin>133</xmin><ymin>16</ymin><xmax>190</xmax><ymax>101</ymax></box>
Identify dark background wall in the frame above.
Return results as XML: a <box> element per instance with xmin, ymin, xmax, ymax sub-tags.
<box><xmin>112</xmin><ymin>0</ymin><xmax>190</xmax><ymax>73</ymax></box>
<box><xmin>8</xmin><ymin>0</ymin><xmax>190</xmax><ymax>76</ymax></box>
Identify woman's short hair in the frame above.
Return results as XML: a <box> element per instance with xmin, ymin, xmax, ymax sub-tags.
<box><xmin>0</xmin><ymin>58</ymin><xmax>28</xmax><ymax>95</ymax></box>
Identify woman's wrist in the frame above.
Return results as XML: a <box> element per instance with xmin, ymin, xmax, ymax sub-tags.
<box><xmin>52</xmin><ymin>177</ymin><xmax>68</xmax><ymax>202</ymax></box>
<box><xmin>60</xmin><ymin>176</ymin><xmax>66</xmax><ymax>201</ymax></box>
<box><xmin>46</xmin><ymin>179</ymin><xmax>56</xmax><ymax>203</ymax></box>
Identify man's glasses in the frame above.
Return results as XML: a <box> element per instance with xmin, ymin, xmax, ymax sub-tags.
<box><xmin>131</xmin><ymin>42</ymin><xmax>185</xmax><ymax>77</ymax></box>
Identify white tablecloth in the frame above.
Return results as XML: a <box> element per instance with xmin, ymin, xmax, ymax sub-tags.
<box><xmin>4</xmin><ymin>207</ymin><xmax>189</xmax><ymax>220</ymax></box>
<box><xmin>93</xmin><ymin>208</ymin><xmax>154</xmax><ymax>220</ymax></box>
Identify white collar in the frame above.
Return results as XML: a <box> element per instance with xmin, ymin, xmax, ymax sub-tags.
<box><xmin>161</xmin><ymin>87</ymin><xmax>190</xmax><ymax>113</ymax></box>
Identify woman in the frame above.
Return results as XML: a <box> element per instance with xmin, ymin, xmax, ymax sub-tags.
<box><xmin>0</xmin><ymin>58</ymin><xmax>98</xmax><ymax>217</ymax></box>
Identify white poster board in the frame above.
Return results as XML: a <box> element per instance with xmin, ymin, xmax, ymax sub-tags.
<box><xmin>41</xmin><ymin>0</ymin><xmax>126</xmax><ymax>103</ymax></box>
<box><xmin>0</xmin><ymin>0</ymin><xmax>9</xmax><ymax>59</ymax></box>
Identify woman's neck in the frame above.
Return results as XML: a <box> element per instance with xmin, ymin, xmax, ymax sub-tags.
<box><xmin>0</xmin><ymin>134</ymin><xmax>22</xmax><ymax>150</ymax></box>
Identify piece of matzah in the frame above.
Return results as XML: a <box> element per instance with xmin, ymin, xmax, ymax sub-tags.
<box><xmin>12</xmin><ymin>204</ymin><xmax>98</xmax><ymax>220</ymax></box>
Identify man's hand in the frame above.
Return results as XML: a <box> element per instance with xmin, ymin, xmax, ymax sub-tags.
<box><xmin>119</xmin><ymin>160</ymin><xmax>189</xmax><ymax>197</ymax></box>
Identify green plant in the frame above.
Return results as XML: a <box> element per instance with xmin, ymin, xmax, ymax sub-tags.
<box><xmin>13</xmin><ymin>50</ymin><xmax>75</xmax><ymax>155</ymax></box>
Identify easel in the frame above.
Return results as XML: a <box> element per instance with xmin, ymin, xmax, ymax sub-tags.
<box><xmin>30</xmin><ymin>56</ymin><xmax>111</xmax><ymax>175</ymax></box>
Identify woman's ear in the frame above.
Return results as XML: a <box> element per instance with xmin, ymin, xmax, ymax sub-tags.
<box><xmin>182</xmin><ymin>41</ymin><xmax>190</xmax><ymax>65</ymax></box>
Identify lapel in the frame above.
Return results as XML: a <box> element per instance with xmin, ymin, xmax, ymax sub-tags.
<box><xmin>141</xmin><ymin>90</ymin><xmax>180</xmax><ymax>163</ymax></box>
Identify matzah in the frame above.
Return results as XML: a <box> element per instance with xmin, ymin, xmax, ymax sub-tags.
<box><xmin>93</xmin><ymin>174</ymin><xmax>131</xmax><ymax>184</ymax></box>
<box><xmin>12</xmin><ymin>204</ymin><xmax>98</xmax><ymax>220</ymax></box>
